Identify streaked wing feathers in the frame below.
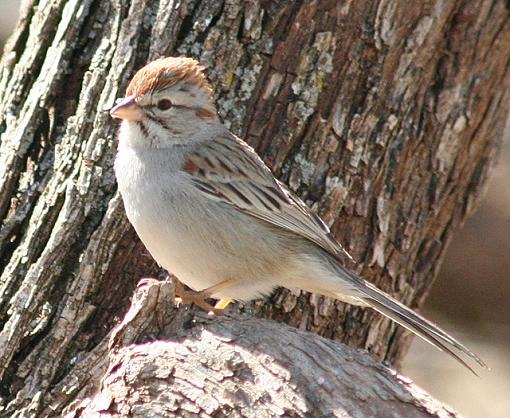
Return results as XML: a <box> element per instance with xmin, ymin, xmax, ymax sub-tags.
<box><xmin>183</xmin><ymin>134</ymin><xmax>352</xmax><ymax>262</ymax></box>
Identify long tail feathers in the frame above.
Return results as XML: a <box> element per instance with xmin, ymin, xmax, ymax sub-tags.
<box><xmin>339</xmin><ymin>274</ymin><xmax>487</xmax><ymax>375</ymax></box>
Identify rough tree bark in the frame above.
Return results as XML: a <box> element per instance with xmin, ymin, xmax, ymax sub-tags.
<box><xmin>0</xmin><ymin>0</ymin><xmax>509</xmax><ymax>416</ymax></box>
<box><xmin>61</xmin><ymin>280</ymin><xmax>460</xmax><ymax>417</ymax></box>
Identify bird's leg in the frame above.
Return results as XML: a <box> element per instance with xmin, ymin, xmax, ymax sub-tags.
<box><xmin>214</xmin><ymin>298</ymin><xmax>232</xmax><ymax>310</ymax></box>
<box><xmin>173</xmin><ymin>278</ymin><xmax>238</xmax><ymax>314</ymax></box>
<box><xmin>173</xmin><ymin>279</ymin><xmax>216</xmax><ymax>311</ymax></box>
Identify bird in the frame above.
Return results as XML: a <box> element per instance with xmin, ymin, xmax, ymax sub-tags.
<box><xmin>110</xmin><ymin>56</ymin><xmax>486</xmax><ymax>374</ymax></box>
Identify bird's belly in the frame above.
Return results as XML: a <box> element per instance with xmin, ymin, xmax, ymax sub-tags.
<box><xmin>116</xmin><ymin>148</ymin><xmax>288</xmax><ymax>299</ymax></box>
<box><xmin>136</xmin><ymin>217</ymin><xmax>235</xmax><ymax>290</ymax></box>
<box><xmin>126</xmin><ymin>187</ymin><xmax>286</xmax><ymax>296</ymax></box>
<box><xmin>144</xmin><ymin>234</ymin><xmax>220</xmax><ymax>290</ymax></box>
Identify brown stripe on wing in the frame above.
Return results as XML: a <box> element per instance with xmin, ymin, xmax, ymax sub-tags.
<box><xmin>217</xmin><ymin>158</ymin><xmax>234</xmax><ymax>173</ymax></box>
<box><xmin>203</xmin><ymin>156</ymin><xmax>215</xmax><ymax>168</ymax></box>
<box><xmin>192</xmin><ymin>179</ymin><xmax>231</xmax><ymax>201</ymax></box>
<box><xmin>182</xmin><ymin>159</ymin><xmax>199</xmax><ymax>175</ymax></box>
<box><xmin>183</xmin><ymin>134</ymin><xmax>354</xmax><ymax>263</ymax></box>
<box><xmin>224</xmin><ymin>183</ymin><xmax>252</xmax><ymax>205</ymax></box>
<box><xmin>251</xmin><ymin>183</ymin><xmax>283</xmax><ymax>210</ymax></box>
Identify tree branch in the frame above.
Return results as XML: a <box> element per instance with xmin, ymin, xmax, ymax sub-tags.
<box><xmin>59</xmin><ymin>281</ymin><xmax>458</xmax><ymax>418</ymax></box>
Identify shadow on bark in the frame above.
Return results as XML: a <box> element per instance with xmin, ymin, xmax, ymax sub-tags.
<box><xmin>61</xmin><ymin>280</ymin><xmax>459</xmax><ymax>417</ymax></box>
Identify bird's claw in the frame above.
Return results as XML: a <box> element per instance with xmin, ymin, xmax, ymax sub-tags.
<box><xmin>173</xmin><ymin>280</ymin><xmax>217</xmax><ymax>311</ymax></box>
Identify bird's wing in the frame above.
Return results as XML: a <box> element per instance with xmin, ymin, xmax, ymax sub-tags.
<box><xmin>183</xmin><ymin>133</ymin><xmax>487</xmax><ymax>373</ymax></box>
<box><xmin>183</xmin><ymin>133</ymin><xmax>353</xmax><ymax>262</ymax></box>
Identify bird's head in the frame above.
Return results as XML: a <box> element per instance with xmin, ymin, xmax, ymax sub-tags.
<box><xmin>111</xmin><ymin>57</ymin><xmax>219</xmax><ymax>147</ymax></box>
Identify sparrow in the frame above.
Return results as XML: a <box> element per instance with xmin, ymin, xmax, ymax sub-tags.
<box><xmin>111</xmin><ymin>56</ymin><xmax>486</xmax><ymax>374</ymax></box>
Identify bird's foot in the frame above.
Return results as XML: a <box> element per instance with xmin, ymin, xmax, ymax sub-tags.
<box><xmin>173</xmin><ymin>279</ymin><xmax>220</xmax><ymax>313</ymax></box>
<box><xmin>173</xmin><ymin>279</ymin><xmax>235</xmax><ymax>315</ymax></box>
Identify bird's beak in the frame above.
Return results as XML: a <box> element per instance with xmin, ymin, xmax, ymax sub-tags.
<box><xmin>110</xmin><ymin>96</ymin><xmax>144</xmax><ymax>121</ymax></box>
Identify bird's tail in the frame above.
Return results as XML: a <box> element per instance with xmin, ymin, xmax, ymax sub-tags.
<box><xmin>330</xmin><ymin>267</ymin><xmax>487</xmax><ymax>375</ymax></box>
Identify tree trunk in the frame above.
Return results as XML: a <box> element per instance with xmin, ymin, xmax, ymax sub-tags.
<box><xmin>0</xmin><ymin>0</ymin><xmax>508</xmax><ymax>416</ymax></box>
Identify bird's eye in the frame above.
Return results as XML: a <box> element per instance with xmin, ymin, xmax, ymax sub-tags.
<box><xmin>157</xmin><ymin>99</ymin><xmax>172</xmax><ymax>111</ymax></box>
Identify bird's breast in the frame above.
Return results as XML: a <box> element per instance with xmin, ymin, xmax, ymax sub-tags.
<box><xmin>114</xmin><ymin>146</ymin><xmax>287</xmax><ymax>292</ymax></box>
